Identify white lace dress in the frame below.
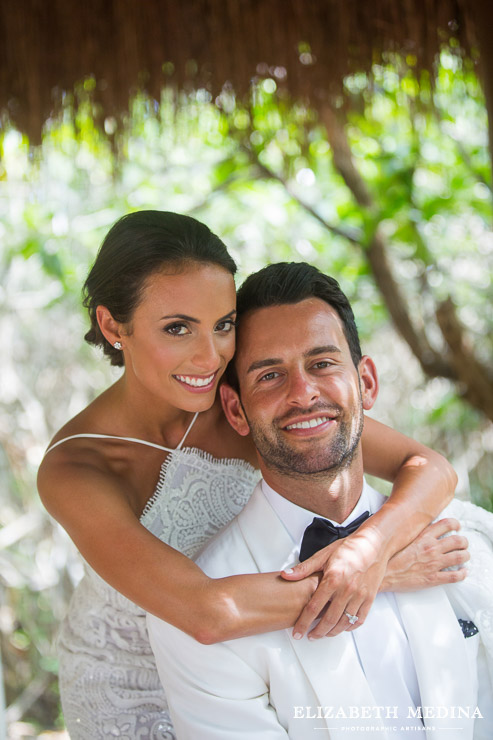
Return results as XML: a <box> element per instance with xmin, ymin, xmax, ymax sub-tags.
<box><xmin>56</xmin><ymin>445</ymin><xmax>260</xmax><ymax>739</ymax></box>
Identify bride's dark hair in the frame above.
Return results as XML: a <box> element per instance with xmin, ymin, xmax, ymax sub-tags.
<box><xmin>83</xmin><ymin>210</ymin><xmax>237</xmax><ymax>366</ymax></box>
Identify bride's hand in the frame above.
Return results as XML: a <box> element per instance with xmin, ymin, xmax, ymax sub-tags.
<box><xmin>281</xmin><ymin>517</ymin><xmax>469</xmax><ymax>640</ymax></box>
<box><xmin>381</xmin><ymin>517</ymin><xmax>469</xmax><ymax>592</ymax></box>
<box><xmin>281</xmin><ymin>530</ymin><xmax>388</xmax><ymax>639</ymax></box>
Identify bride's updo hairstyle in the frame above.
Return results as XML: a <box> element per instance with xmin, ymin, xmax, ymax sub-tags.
<box><xmin>83</xmin><ymin>210</ymin><xmax>237</xmax><ymax>366</ymax></box>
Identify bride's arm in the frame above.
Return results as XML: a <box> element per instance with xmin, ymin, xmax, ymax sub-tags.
<box><xmin>281</xmin><ymin>415</ymin><xmax>460</xmax><ymax>638</ymax></box>
<box><xmin>38</xmin><ymin>454</ymin><xmax>318</xmax><ymax>644</ymax></box>
<box><xmin>361</xmin><ymin>415</ymin><xmax>457</xmax><ymax>534</ymax></box>
<box><xmin>38</xmin><ymin>418</ymin><xmax>461</xmax><ymax>645</ymax></box>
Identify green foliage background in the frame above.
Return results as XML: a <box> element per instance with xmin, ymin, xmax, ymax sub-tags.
<box><xmin>0</xmin><ymin>51</ymin><xmax>492</xmax><ymax>734</ymax></box>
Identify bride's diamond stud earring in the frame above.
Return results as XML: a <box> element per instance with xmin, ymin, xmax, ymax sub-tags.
<box><xmin>114</xmin><ymin>341</ymin><xmax>122</xmax><ymax>350</ymax></box>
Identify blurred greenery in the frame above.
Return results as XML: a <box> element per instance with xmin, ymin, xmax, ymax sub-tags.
<box><xmin>1</xmin><ymin>50</ymin><xmax>492</xmax><ymax>735</ymax></box>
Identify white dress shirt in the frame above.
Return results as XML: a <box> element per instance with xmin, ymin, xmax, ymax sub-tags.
<box><xmin>261</xmin><ymin>479</ymin><xmax>424</xmax><ymax>735</ymax></box>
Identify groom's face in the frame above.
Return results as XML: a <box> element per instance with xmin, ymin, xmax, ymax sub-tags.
<box><xmin>222</xmin><ymin>298</ymin><xmax>378</xmax><ymax>476</ymax></box>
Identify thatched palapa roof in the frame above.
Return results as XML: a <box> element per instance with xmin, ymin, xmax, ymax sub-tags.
<box><xmin>0</xmin><ymin>0</ymin><xmax>491</xmax><ymax>143</ymax></box>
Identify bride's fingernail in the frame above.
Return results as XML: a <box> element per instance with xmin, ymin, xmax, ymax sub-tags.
<box><xmin>283</xmin><ymin>568</ymin><xmax>294</xmax><ymax>574</ymax></box>
<box><xmin>293</xmin><ymin>632</ymin><xmax>303</xmax><ymax>640</ymax></box>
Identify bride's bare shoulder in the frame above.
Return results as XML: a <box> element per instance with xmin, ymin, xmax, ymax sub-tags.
<box><xmin>42</xmin><ymin>382</ymin><xmax>121</xmax><ymax>453</ymax></box>
<box><xmin>38</xmin><ymin>385</ymin><xmax>126</xmax><ymax>497</ymax></box>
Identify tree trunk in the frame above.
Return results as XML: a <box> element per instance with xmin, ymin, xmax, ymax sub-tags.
<box><xmin>320</xmin><ymin>105</ymin><xmax>493</xmax><ymax>422</ymax></box>
<box><xmin>471</xmin><ymin>0</ymin><xmax>493</xmax><ymax>180</ymax></box>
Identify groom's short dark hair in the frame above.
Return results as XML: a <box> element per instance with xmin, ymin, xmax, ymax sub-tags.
<box><xmin>226</xmin><ymin>262</ymin><xmax>362</xmax><ymax>391</ymax></box>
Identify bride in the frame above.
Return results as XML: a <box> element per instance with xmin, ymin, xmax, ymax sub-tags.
<box><xmin>38</xmin><ymin>210</ymin><xmax>465</xmax><ymax>739</ymax></box>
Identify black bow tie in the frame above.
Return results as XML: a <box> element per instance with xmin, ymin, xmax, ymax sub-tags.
<box><xmin>299</xmin><ymin>511</ymin><xmax>370</xmax><ymax>562</ymax></box>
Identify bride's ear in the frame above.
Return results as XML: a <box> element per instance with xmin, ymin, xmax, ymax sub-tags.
<box><xmin>220</xmin><ymin>383</ymin><xmax>250</xmax><ymax>436</ymax></box>
<box><xmin>96</xmin><ymin>305</ymin><xmax>124</xmax><ymax>348</ymax></box>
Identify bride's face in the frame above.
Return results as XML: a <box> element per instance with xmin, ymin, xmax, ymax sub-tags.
<box><xmin>120</xmin><ymin>262</ymin><xmax>237</xmax><ymax>411</ymax></box>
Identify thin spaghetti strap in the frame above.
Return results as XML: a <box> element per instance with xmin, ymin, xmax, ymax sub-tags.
<box><xmin>44</xmin><ymin>433</ymin><xmax>176</xmax><ymax>456</ymax></box>
<box><xmin>176</xmin><ymin>411</ymin><xmax>199</xmax><ymax>449</ymax></box>
<box><xmin>44</xmin><ymin>412</ymin><xmax>200</xmax><ymax>457</ymax></box>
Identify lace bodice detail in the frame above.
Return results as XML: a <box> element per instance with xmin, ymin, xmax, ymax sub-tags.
<box><xmin>140</xmin><ymin>447</ymin><xmax>260</xmax><ymax>557</ymax></box>
<box><xmin>57</xmin><ymin>446</ymin><xmax>260</xmax><ymax>739</ymax></box>
<box><xmin>80</xmin><ymin>447</ymin><xmax>260</xmax><ymax>604</ymax></box>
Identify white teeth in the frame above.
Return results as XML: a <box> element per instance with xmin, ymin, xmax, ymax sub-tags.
<box><xmin>176</xmin><ymin>374</ymin><xmax>215</xmax><ymax>388</ymax></box>
<box><xmin>286</xmin><ymin>416</ymin><xmax>330</xmax><ymax>430</ymax></box>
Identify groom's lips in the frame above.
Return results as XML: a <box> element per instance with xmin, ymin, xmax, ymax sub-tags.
<box><xmin>281</xmin><ymin>413</ymin><xmax>337</xmax><ymax>437</ymax></box>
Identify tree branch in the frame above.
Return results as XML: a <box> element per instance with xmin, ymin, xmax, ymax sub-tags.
<box><xmin>6</xmin><ymin>673</ymin><xmax>51</xmax><ymax>724</ymax></box>
<box><xmin>243</xmin><ymin>145</ymin><xmax>363</xmax><ymax>245</ymax></box>
<box><xmin>432</xmin><ymin>105</ymin><xmax>492</xmax><ymax>192</ymax></box>
<box><xmin>436</xmin><ymin>298</ymin><xmax>493</xmax><ymax>419</ymax></box>
<box><xmin>320</xmin><ymin>105</ymin><xmax>458</xmax><ymax>380</ymax></box>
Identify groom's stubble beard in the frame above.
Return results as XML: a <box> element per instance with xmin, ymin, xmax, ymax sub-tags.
<box><xmin>239</xmin><ymin>388</ymin><xmax>365</xmax><ymax>481</ymax></box>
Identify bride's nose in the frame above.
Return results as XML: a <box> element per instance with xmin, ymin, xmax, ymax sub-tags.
<box><xmin>191</xmin><ymin>333</ymin><xmax>221</xmax><ymax>372</ymax></box>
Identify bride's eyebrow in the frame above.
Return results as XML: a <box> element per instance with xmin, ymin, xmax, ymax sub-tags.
<box><xmin>217</xmin><ymin>309</ymin><xmax>237</xmax><ymax>321</ymax></box>
<box><xmin>160</xmin><ymin>309</ymin><xmax>237</xmax><ymax>324</ymax></box>
<box><xmin>160</xmin><ymin>314</ymin><xmax>200</xmax><ymax>323</ymax></box>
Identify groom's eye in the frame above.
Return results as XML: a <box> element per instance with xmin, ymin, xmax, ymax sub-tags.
<box><xmin>259</xmin><ymin>371</ymin><xmax>280</xmax><ymax>382</ymax></box>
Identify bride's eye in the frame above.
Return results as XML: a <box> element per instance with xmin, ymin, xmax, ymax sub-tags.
<box><xmin>164</xmin><ymin>323</ymin><xmax>190</xmax><ymax>336</ymax></box>
<box><xmin>215</xmin><ymin>319</ymin><xmax>236</xmax><ymax>333</ymax></box>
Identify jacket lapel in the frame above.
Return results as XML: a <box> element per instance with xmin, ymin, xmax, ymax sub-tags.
<box><xmin>237</xmin><ymin>483</ymin><xmax>477</xmax><ymax>739</ymax></box>
<box><xmin>238</xmin><ymin>484</ymin><xmax>387</xmax><ymax>739</ymax></box>
<box><xmin>367</xmin><ymin>483</ymin><xmax>476</xmax><ymax>737</ymax></box>
<box><xmin>396</xmin><ymin>582</ymin><xmax>476</xmax><ymax>737</ymax></box>
<box><xmin>287</xmin><ymin>630</ymin><xmax>388</xmax><ymax>738</ymax></box>
<box><xmin>237</xmin><ymin>483</ymin><xmax>300</xmax><ymax>572</ymax></box>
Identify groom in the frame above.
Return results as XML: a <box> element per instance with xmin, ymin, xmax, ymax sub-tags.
<box><xmin>147</xmin><ymin>262</ymin><xmax>492</xmax><ymax>739</ymax></box>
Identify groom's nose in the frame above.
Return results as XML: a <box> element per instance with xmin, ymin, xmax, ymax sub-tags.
<box><xmin>285</xmin><ymin>368</ymin><xmax>320</xmax><ymax>407</ymax></box>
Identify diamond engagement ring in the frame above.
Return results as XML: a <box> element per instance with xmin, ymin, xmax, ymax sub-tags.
<box><xmin>345</xmin><ymin>611</ymin><xmax>359</xmax><ymax>625</ymax></box>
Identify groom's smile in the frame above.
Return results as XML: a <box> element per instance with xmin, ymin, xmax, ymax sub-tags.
<box><xmin>280</xmin><ymin>407</ymin><xmax>340</xmax><ymax>436</ymax></box>
<box><xmin>226</xmin><ymin>298</ymin><xmax>376</xmax><ymax>477</ymax></box>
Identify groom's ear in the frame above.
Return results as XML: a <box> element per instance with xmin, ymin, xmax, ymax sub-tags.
<box><xmin>220</xmin><ymin>383</ymin><xmax>250</xmax><ymax>436</ymax></box>
<box><xmin>358</xmin><ymin>355</ymin><xmax>379</xmax><ymax>410</ymax></box>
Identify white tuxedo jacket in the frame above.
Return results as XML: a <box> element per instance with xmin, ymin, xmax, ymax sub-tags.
<box><xmin>147</xmin><ymin>483</ymin><xmax>493</xmax><ymax>739</ymax></box>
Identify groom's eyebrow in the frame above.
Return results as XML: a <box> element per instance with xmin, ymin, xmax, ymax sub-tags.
<box><xmin>246</xmin><ymin>344</ymin><xmax>342</xmax><ymax>374</ymax></box>
<box><xmin>305</xmin><ymin>345</ymin><xmax>341</xmax><ymax>356</ymax></box>
<box><xmin>246</xmin><ymin>358</ymin><xmax>283</xmax><ymax>373</ymax></box>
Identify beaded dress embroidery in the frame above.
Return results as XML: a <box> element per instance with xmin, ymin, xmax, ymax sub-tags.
<box><xmin>56</xmin><ymin>442</ymin><xmax>259</xmax><ymax>739</ymax></box>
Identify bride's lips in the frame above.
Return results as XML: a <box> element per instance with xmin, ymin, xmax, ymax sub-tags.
<box><xmin>173</xmin><ymin>371</ymin><xmax>219</xmax><ymax>393</ymax></box>
<box><xmin>281</xmin><ymin>413</ymin><xmax>337</xmax><ymax>437</ymax></box>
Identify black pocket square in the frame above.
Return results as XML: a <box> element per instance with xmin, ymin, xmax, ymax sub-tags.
<box><xmin>458</xmin><ymin>618</ymin><xmax>479</xmax><ymax>638</ymax></box>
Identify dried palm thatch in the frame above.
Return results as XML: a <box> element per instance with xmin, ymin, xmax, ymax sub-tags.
<box><xmin>0</xmin><ymin>0</ymin><xmax>490</xmax><ymax>142</ymax></box>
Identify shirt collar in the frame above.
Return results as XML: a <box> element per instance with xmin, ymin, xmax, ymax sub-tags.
<box><xmin>261</xmin><ymin>478</ymin><xmax>371</xmax><ymax>547</ymax></box>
